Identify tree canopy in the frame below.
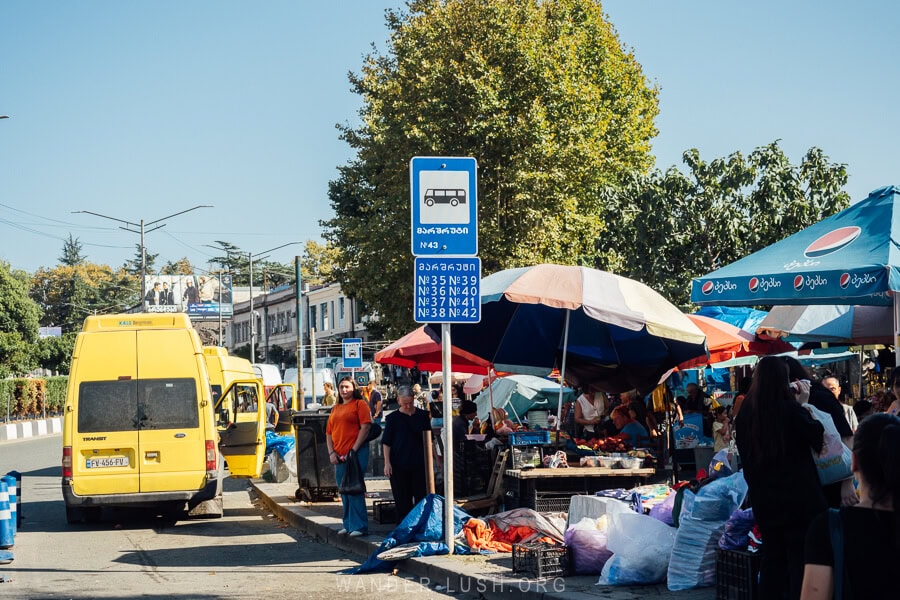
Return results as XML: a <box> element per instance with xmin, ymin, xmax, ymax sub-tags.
<box><xmin>596</xmin><ymin>142</ymin><xmax>851</xmax><ymax>307</ymax></box>
<box><xmin>0</xmin><ymin>260</ymin><xmax>42</xmax><ymax>377</ymax></box>
<box><xmin>324</xmin><ymin>0</ymin><xmax>659</xmax><ymax>337</ymax></box>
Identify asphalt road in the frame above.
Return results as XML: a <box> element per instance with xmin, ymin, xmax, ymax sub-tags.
<box><xmin>0</xmin><ymin>434</ymin><xmax>457</xmax><ymax>599</ymax></box>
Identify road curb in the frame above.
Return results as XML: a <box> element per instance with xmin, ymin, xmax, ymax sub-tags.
<box><xmin>0</xmin><ymin>418</ymin><xmax>62</xmax><ymax>443</ymax></box>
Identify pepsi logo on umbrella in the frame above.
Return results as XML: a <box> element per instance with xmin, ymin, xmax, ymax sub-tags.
<box><xmin>839</xmin><ymin>273</ymin><xmax>851</xmax><ymax>289</ymax></box>
<box><xmin>748</xmin><ymin>277</ymin><xmax>759</xmax><ymax>293</ymax></box>
<box><xmin>793</xmin><ymin>275</ymin><xmax>805</xmax><ymax>291</ymax></box>
<box><xmin>804</xmin><ymin>226</ymin><xmax>861</xmax><ymax>258</ymax></box>
<box><xmin>701</xmin><ymin>280</ymin><xmax>714</xmax><ymax>295</ymax></box>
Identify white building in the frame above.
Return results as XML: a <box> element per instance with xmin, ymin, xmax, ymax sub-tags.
<box><xmin>228</xmin><ymin>282</ymin><xmax>372</xmax><ymax>367</ymax></box>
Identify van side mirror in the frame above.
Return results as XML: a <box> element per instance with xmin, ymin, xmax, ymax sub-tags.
<box><xmin>217</xmin><ymin>408</ymin><xmax>230</xmax><ymax>424</ymax></box>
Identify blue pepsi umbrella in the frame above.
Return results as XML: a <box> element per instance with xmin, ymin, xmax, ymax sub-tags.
<box><xmin>691</xmin><ymin>186</ymin><xmax>900</xmax><ymax>307</ymax></box>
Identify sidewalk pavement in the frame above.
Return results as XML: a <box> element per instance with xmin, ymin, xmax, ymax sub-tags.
<box><xmin>251</xmin><ymin>477</ymin><xmax>715</xmax><ymax>600</ymax></box>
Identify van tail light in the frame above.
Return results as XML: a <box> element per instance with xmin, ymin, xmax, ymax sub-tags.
<box><xmin>62</xmin><ymin>446</ymin><xmax>73</xmax><ymax>478</ymax></box>
<box><xmin>205</xmin><ymin>440</ymin><xmax>217</xmax><ymax>472</ymax></box>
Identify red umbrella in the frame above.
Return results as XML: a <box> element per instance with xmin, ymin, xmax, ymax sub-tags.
<box><xmin>679</xmin><ymin>314</ymin><xmax>794</xmax><ymax>369</ymax></box>
<box><xmin>374</xmin><ymin>326</ymin><xmax>491</xmax><ymax>375</ymax></box>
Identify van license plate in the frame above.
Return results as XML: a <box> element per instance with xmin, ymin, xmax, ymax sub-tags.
<box><xmin>86</xmin><ymin>456</ymin><xmax>129</xmax><ymax>468</ymax></box>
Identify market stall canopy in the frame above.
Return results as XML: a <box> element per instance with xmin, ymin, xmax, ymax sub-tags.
<box><xmin>694</xmin><ymin>306</ymin><xmax>770</xmax><ymax>334</ymax></box>
<box><xmin>757</xmin><ymin>304</ymin><xmax>893</xmax><ymax>346</ymax></box>
<box><xmin>429</xmin><ymin>264</ymin><xmax>708</xmax><ymax>394</ymax></box>
<box><xmin>691</xmin><ymin>186</ymin><xmax>900</xmax><ymax>307</ymax></box>
<box><xmin>374</xmin><ymin>326</ymin><xmax>491</xmax><ymax>375</ymax></box>
<box><xmin>472</xmin><ymin>374</ymin><xmax>574</xmax><ymax>423</ymax></box>
<box><xmin>678</xmin><ymin>314</ymin><xmax>794</xmax><ymax>369</ymax></box>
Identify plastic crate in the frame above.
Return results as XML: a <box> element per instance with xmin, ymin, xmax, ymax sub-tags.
<box><xmin>509</xmin><ymin>431</ymin><xmax>551</xmax><ymax>446</ymax></box>
<box><xmin>372</xmin><ymin>500</ymin><xmax>397</xmax><ymax>524</ymax></box>
<box><xmin>512</xmin><ymin>543</ymin><xmax>569</xmax><ymax>579</ymax></box>
<box><xmin>534</xmin><ymin>494</ymin><xmax>572</xmax><ymax>513</ymax></box>
<box><xmin>716</xmin><ymin>548</ymin><xmax>762</xmax><ymax>600</ymax></box>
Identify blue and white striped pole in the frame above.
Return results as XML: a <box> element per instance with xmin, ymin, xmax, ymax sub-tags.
<box><xmin>1</xmin><ymin>476</ymin><xmax>15</xmax><ymax>536</ymax></box>
<box><xmin>6</xmin><ymin>471</ymin><xmax>20</xmax><ymax>529</ymax></box>
<box><xmin>0</xmin><ymin>480</ymin><xmax>13</xmax><ymax>549</ymax></box>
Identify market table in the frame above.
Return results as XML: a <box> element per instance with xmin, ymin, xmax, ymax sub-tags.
<box><xmin>504</xmin><ymin>466</ymin><xmax>656</xmax><ymax>511</ymax></box>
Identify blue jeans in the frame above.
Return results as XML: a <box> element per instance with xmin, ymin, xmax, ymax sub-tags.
<box><xmin>334</xmin><ymin>444</ymin><xmax>369</xmax><ymax>534</ymax></box>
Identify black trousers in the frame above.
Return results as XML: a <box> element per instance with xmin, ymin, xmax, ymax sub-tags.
<box><xmin>757</xmin><ymin>518</ymin><xmax>812</xmax><ymax>600</ymax></box>
<box><xmin>389</xmin><ymin>464</ymin><xmax>427</xmax><ymax>522</ymax></box>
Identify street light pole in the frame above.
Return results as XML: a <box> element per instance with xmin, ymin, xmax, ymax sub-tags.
<box><xmin>240</xmin><ymin>241</ymin><xmax>302</xmax><ymax>363</ymax></box>
<box><xmin>73</xmin><ymin>205</ymin><xmax>213</xmax><ymax>305</ymax></box>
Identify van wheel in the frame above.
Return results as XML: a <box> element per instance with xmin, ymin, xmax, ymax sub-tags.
<box><xmin>65</xmin><ymin>506</ymin><xmax>84</xmax><ymax>524</ymax></box>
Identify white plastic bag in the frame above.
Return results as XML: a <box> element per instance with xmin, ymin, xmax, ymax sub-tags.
<box><xmin>804</xmin><ymin>403</ymin><xmax>852</xmax><ymax>485</ymax></box>
<box><xmin>284</xmin><ymin>447</ymin><xmax>297</xmax><ymax>478</ymax></box>
<box><xmin>598</xmin><ymin>512</ymin><xmax>676</xmax><ymax>585</ymax></box>
<box><xmin>565</xmin><ymin>517</ymin><xmax>612</xmax><ymax>575</ymax></box>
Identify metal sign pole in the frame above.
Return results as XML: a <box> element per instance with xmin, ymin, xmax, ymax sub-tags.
<box><xmin>442</xmin><ymin>323</ymin><xmax>454</xmax><ymax>554</ymax></box>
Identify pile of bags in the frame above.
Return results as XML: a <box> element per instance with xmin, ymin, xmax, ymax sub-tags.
<box><xmin>561</xmin><ymin>448</ymin><xmax>752</xmax><ymax>590</ymax></box>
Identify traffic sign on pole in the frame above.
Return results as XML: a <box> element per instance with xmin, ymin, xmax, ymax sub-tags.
<box><xmin>410</xmin><ymin>156</ymin><xmax>478</xmax><ymax>257</ymax></box>
<box><xmin>342</xmin><ymin>338</ymin><xmax>363</xmax><ymax>369</ymax></box>
<box><xmin>413</xmin><ymin>257</ymin><xmax>481</xmax><ymax>324</ymax></box>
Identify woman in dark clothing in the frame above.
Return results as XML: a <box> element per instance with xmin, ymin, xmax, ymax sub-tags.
<box><xmin>782</xmin><ymin>356</ymin><xmax>858</xmax><ymax>508</ymax></box>
<box><xmin>735</xmin><ymin>356</ymin><xmax>826</xmax><ymax>600</ymax></box>
<box><xmin>801</xmin><ymin>413</ymin><xmax>900</xmax><ymax>599</ymax></box>
<box><xmin>382</xmin><ymin>385</ymin><xmax>431</xmax><ymax>521</ymax></box>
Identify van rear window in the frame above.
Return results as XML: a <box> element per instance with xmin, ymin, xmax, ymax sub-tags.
<box><xmin>78</xmin><ymin>380</ymin><xmax>137</xmax><ymax>433</ymax></box>
<box><xmin>77</xmin><ymin>378</ymin><xmax>199</xmax><ymax>432</ymax></box>
<box><xmin>141</xmin><ymin>379</ymin><xmax>199</xmax><ymax>430</ymax></box>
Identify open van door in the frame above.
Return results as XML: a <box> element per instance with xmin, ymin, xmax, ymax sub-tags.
<box><xmin>215</xmin><ymin>379</ymin><xmax>266</xmax><ymax>478</ymax></box>
<box><xmin>267</xmin><ymin>383</ymin><xmax>297</xmax><ymax>435</ymax></box>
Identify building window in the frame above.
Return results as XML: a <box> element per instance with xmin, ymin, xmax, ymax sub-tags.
<box><xmin>321</xmin><ymin>302</ymin><xmax>329</xmax><ymax>331</ymax></box>
<box><xmin>339</xmin><ymin>297</ymin><xmax>345</xmax><ymax>327</ymax></box>
<box><xmin>310</xmin><ymin>305</ymin><xmax>317</xmax><ymax>333</ymax></box>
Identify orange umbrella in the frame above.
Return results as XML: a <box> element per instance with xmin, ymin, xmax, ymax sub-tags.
<box><xmin>679</xmin><ymin>314</ymin><xmax>794</xmax><ymax>369</ymax></box>
<box><xmin>374</xmin><ymin>326</ymin><xmax>491</xmax><ymax>375</ymax></box>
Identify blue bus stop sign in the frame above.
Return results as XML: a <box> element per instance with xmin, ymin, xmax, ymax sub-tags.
<box><xmin>410</xmin><ymin>156</ymin><xmax>478</xmax><ymax>256</ymax></box>
<box><xmin>342</xmin><ymin>338</ymin><xmax>363</xmax><ymax>369</ymax></box>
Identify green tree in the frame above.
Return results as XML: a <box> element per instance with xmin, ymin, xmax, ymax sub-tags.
<box><xmin>301</xmin><ymin>240</ymin><xmax>339</xmax><ymax>286</ymax></box>
<box><xmin>59</xmin><ymin>233</ymin><xmax>86</xmax><ymax>266</ymax></box>
<box><xmin>0</xmin><ymin>260</ymin><xmax>42</xmax><ymax>377</ymax></box>
<box><xmin>31</xmin><ymin>263</ymin><xmax>139</xmax><ymax>331</ymax></box>
<box><xmin>323</xmin><ymin>0</ymin><xmax>659</xmax><ymax>338</ymax></box>
<box><xmin>596</xmin><ymin>142</ymin><xmax>851</xmax><ymax>307</ymax></box>
<box><xmin>161</xmin><ymin>258</ymin><xmax>194</xmax><ymax>275</ymax></box>
<box><xmin>123</xmin><ymin>243</ymin><xmax>158</xmax><ymax>278</ymax></box>
<box><xmin>34</xmin><ymin>332</ymin><xmax>77</xmax><ymax>374</ymax></box>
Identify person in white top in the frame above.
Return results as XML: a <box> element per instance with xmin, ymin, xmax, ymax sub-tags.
<box><xmin>575</xmin><ymin>388</ymin><xmax>608</xmax><ymax>440</ymax></box>
<box><xmin>823</xmin><ymin>376</ymin><xmax>858</xmax><ymax>432</ymax></box>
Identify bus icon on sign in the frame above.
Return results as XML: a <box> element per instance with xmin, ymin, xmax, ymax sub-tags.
<box><xmin>424</xmin><ymin>188</ymin><xmax>466</xmax><ymax>207</ymax></box>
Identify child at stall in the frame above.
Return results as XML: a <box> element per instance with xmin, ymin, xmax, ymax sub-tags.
<box><xmin>712</xmin><ymin>406</ymin><xmax>731</xmax><ymax>452</ymax></box>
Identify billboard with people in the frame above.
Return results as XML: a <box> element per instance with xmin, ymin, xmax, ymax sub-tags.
<box><xmin>142</xmin><ymin>274</ymin><xmax>233</xmax><ymax>318</ymax></box>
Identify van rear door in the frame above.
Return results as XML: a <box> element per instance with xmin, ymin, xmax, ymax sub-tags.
<box><xmin>216</xmin><ymin>380</ymin><xmax>266</xmax><ymax>477</ymax></box>
<box><xmin>135</xmin><ymin>329</ymin><xmax>206</xmax><ymax>493</ymax></box>
<box><xmin>268</xmin><ymin>383</ymin><xmax>296</xmax><ymax>434</ymax></box>
<box><xmin>70</xmin><ymin>330</ymin><xmax>141</xmax><ymax>497</ymax></box>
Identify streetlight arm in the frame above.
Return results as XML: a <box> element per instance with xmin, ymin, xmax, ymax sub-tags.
<box><xmin>146</xmin><ymin>205</ymin><xmax>213</xmax><ymax>227</ymax></box>
<box><xmin>72</xmin><ymin>210</ymin><xmax>138</xmax><ymax>229</ymax></box>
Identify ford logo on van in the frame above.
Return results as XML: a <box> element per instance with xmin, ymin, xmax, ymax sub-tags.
<box><xmin>804</xmin><ymin>226</ymin><xmax>861</xmax><ymax>258</ymax></box>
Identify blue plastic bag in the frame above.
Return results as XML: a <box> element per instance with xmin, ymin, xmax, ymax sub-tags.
<box><xmin>718</xmin><ymin>508</ymin><xmax>755</xmax><ymax>551</ymax></box>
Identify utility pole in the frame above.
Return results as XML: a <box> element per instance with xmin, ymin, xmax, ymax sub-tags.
<box><xmin>73</xmin><ymin>206</ymin><xmax>212</xmax><ymax>304</ymax></box>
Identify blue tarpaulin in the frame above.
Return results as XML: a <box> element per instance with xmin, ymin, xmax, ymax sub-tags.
<box><xmin>351</xmin><ymin>494</ymin><xmax>474</xmax><ymax>574</ymax></box>
<box><xmin>265</xmin><ymin>431</ymin><xmax>294</xmax><ymax>458</ymax></box>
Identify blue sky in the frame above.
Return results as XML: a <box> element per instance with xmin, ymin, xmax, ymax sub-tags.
<box><xmin>2</xmin><ymin>1</ymin><xmax>898</xmax><ymax>274</ymax></box>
